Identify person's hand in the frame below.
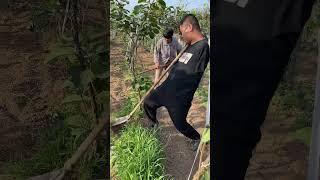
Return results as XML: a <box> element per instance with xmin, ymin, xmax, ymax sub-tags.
<box><xmin>155</xmin><ymin>62</ymin><xmax>160</xmax><ymax>69</ymax></box>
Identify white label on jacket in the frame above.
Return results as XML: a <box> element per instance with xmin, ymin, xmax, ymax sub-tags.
<box><xmin>178</xmin><ymin>52</ymin><xmax>193</xmax><ymax>64</ymax></box>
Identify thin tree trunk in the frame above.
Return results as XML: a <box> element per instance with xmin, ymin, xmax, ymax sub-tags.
<box><xmin>71</xmin><ymin>0</ymin><xmax>99</xmax><ymax>124</ymax></box>
<box><xmin>61</xmin><ymin>0</ymin><xmax>70</xmax><ymax>36</ymax></box>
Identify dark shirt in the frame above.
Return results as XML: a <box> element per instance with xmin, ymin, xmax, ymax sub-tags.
<box><xmin>214</xmin><ymin>0</ymin><xmax>315</xmax><ymax>39</ymax></box>
<box><xmin>156</xmin><ymin>39</ymin><xmax>210</xmax><ymax>106</ymax></box>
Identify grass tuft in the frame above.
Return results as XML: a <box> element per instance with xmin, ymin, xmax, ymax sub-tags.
<box><xmin>111</xmin><ymin>123</ymin><xmax>166</xmax><ymax>180</ymax></box>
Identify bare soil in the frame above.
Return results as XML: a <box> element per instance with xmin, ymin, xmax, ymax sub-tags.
<box><xmin>0</xmin><ymin>7</ymin><xmax>65</xmax><ymax>174</ymax></box>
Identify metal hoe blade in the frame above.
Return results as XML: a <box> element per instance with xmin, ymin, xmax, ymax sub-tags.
<box><xmin>111</xmin><ymin>115</ymin><xmax>131</xmax><ymax>127</ymax></box>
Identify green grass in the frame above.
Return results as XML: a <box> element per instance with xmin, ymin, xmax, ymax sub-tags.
<box><xmin>195</xmin><ymin>85</ymin><xmax>208</xmax><ymax>107</ymax></box>
<box><xmin>111</xmin><ymin>123</ymin><xmax>166</xmax><ymax>180</ymax></box>
<box><xmin>293</xmin><ymin>127</ymin><xmax>312</xmax><ymax>146</ymax></box>
<box><xmin>111</xmin><ymin>90</ymin><xmax>144</xmax><ymax>123</ymax></box>
<box><xmin>195</xmin><ymin>68</ymin><xmax>210</xmax><ymax>107</ymax></box>
<box><xmin>201</xmin><ymin>170</ymin><xmax>210</xmax><ymax>180</ymax></box>
<box><xmin>271</xmin><ymin>82</ymin><xmax>314</xmax><ymax>129</ymax></box>
<box><xmin>270</xmin><ymin>81</ymin><xmax>314</xmax><ymax>145</ymax></box>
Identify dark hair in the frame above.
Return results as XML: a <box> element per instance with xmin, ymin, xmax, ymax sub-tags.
<box><xmin>179</xmin><ymin>14</ymin><xmax>201</xmax><ymax>31</ymax></box>
<box><xmin>163</xmin><ymin>28</ymin><xmax>174</xmax><ymax>38</ymax></box>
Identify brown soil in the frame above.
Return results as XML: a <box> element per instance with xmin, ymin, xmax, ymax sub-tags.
<box><xmin>0</xmin><ymin>6</ymin><xmax>65</xmax><ymax>174</ymax></box>
<box><xmin>245</xmin><ymin>50</ymin><xmax>317</xmax><ymax>180</ymax></box>
<box><xmin>110</xmin><ymin>40</ymin><xmax>208</xmax><ymax>179</ymax></box>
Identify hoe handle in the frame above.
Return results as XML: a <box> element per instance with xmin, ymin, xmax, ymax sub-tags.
<box><xmin>137</xmin><ymin>65</ymin><xmax>166</xmax><ymax>75</ymax></box>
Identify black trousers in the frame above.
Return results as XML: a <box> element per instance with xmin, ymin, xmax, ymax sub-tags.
<box><xmin>143</xmin><ymin>90</ymin><xmax>200</xmax><ymax>140</ymax></box>
<box><xmin>211</xmin><ymin>1</ymin><xmax>314</xmax><ymax>179</ymax></box>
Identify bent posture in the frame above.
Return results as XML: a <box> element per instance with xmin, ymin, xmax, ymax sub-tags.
<box><xmin>154</xmin><ymin>28</ymin><xmax>182</xmax><ymax>84</ymax></box>
<box><xmin>144</xmin><ymin>14</ymin><xmax>209</xmax><ymax>151</ymax></box>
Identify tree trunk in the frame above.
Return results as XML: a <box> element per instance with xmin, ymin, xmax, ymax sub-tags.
<box><xmin>71</xmin><ymin>0</ymin><xmax>99</xmax><ymax>124</ymax></box>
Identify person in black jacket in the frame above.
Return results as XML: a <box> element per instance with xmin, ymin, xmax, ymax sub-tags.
<box><xmin>143</xmin><ymin>14</ymin><xmax>210</xmax><ymax>151</ymax></box>
<box><xmin>212</xmin><ymin>0</ymin><xmax>315</xmax><ymax>179</ymax></box>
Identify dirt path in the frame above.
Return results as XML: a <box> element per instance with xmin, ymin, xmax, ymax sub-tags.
<box><xmin>0</xmin><ymin>6</ymin><xmax>65</xmax><ymax>174</ymax></box>
<box><xmin>245</xmin><ymin>51</ymin><xmax>317</xmax><ymax>180</ymax></box>
<box><xmin>110</xmin><ymin>40</ymin><xmax>208</xmax><ymax>179</ymax></box>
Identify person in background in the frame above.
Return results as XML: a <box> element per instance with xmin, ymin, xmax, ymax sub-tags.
<box><xmin>153</xmin><ymin>28</ymin><xmax>182</xmax><ymax>84</ymax></box>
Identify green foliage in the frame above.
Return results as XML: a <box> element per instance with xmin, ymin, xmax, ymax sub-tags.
<box><xmin>45</xmin><ymin>42</ymin><xmax>75</xmax><ymax>64</ymax></box>
<box><xmin>271</xmin><ymin>82</ymin><xmax>314</xmax><ymax>128</ymax></box>
<box><xmin>132</xmin><ymin>74</ymin><xmax>153</xmax><ymax>94</ymax></box>
<box><xmin>271</xmin><ymin>81</ymin><xmax>315</xmax><ymax>145</ymax></box>
<box><xmin>112</xmin><ymin>70</ymin><xmax>153</xmax><ymax>121</ymax></box>
<box><xmin>46</xmin><ymin>26</ymin><xmax>109</xmax><ymax>118</ymax></box>
<box><xmin>112</xmin><ymin>88</ymin><xmax>143</xmax><ymax>120</ymax></box>
<box><xmin>80</xmin><ymin>69</ymin><xmax>95</xmax><ymax>88</ymax></box>
<box><xmin>111</xmin><ymin>124</ymin><xmax>166</xmax><ymax>180</ymax></box>
<box><xmin>30</xmin><ymin>0</ymin><xmax>64</xmax><ymax>32</ymax></box>
<box><xmin>190</xmin><ymin>3</ymin><xmax>210</xmax><ymax>35</ymax></box>
<box><xmin>195</xmin><ymin>85</ymin><xmax>208</xmax><ymax>107</ymax></box>
<box><xmin>201</xmin><ymin>128</ymin><xmax>210</xmax><ymax>143</ymax></box>
<box><xmin>111</xmin><ymin>0</ymin><xmax>166</xmax><ymax>39</ymax></box>
<box><xmin>17</xmin><ymin>1</ymin><xmax>109</xmax><ymax>179</ymax></box>
<box><xmin>7</xmin><ymin>112</ymin><xmax>106</xmax><ymax>179</ymax></box>
<box><xmin>195</xmin><ymin>67</ymin><xmax>210</xmax><ymax>107</ymax></box>
<box><xmin>200</xmin><ymin>170</ymin><xmax>210</xmax><ymax>180</ymax></box>
<box><xmin>293</xmin><ymin>127</ymin><xmax>312</xmax><ymax>146</ymax></box>
<box><xmin>299</xmin><ymin>1</ymin><xmax>320</xmax><ymax>49</ymax></box>
<box><xmin>62</xmin><ymin>94</ymin><xmax>90</xmax><ymax>104</ymax></box>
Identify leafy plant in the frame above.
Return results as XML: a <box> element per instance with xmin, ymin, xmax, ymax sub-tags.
<box><xmin>132</xmin><ymin>74</ymin><xmax>153</xmax><ymax>94</ymax></box>
<box><xmin>111</xmin><ymin>123</ymin><xmax>166</xmax><ymax>180</ymax></box>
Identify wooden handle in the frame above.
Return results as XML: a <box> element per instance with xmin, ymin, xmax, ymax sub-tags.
<box><xmin>128</xmin><ymin>45</ymin><xmax>189</xmax><ymax>118</ymax></box>
<box><xmin>137</xmin><ymin>65</ymin><xmax>166</xmax><ymax>75</ymax></box>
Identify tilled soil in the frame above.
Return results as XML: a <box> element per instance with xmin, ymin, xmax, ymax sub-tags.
<box><xmin>0</xmin><ymin>6</ymin><xmax>65</xmax><ymax>174</ymax></box>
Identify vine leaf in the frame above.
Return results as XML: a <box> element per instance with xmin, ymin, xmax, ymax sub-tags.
<box><xmin>62</xmin><ymin>94</ymin><xmax>90</xmax><ymax>104</ymax></box>
<box><xmin>201</xmin><ymin>128</ymin><xmax>210</xmax><ymax>143</ymax></box>
<box><xmin>65</xmin><ymin>114</ymin><xmax>84</xmax><ymax>128</ymax></box>
<box><xmin>80</xmin><ymin>69</ymin><xmax>95</xmax><ymax>88</ymax></box>
<box><xmin>96</xmin><ymin>91</ymin><xmax>108</xmax><ymax>104</ymax></box>
<box><xmin>45</xmin><ymin>43</ymin><xmax>74</xmax><ymax>64</ymax></box>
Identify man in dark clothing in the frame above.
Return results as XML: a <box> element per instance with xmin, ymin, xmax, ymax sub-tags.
<box><xmin>143</xmin><ymin>14</ymin><xmax>210</xmax><ymax>151</ymax></box>
<box><xmin>212</xmin><ymin>0</ymin><xmax>315</xmax><ymax>179</ymax></box>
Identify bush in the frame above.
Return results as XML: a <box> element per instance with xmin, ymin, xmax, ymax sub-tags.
<box><xmin>111</xmin><ymin>124</ymin><xmax>166</xmax><ymax>180</ymax></box>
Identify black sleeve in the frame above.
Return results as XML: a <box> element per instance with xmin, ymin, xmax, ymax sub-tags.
<box><xmin>195</xmin><ymin>44</ymin><xmax>210</xmax><ymax>73</ymax></box>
